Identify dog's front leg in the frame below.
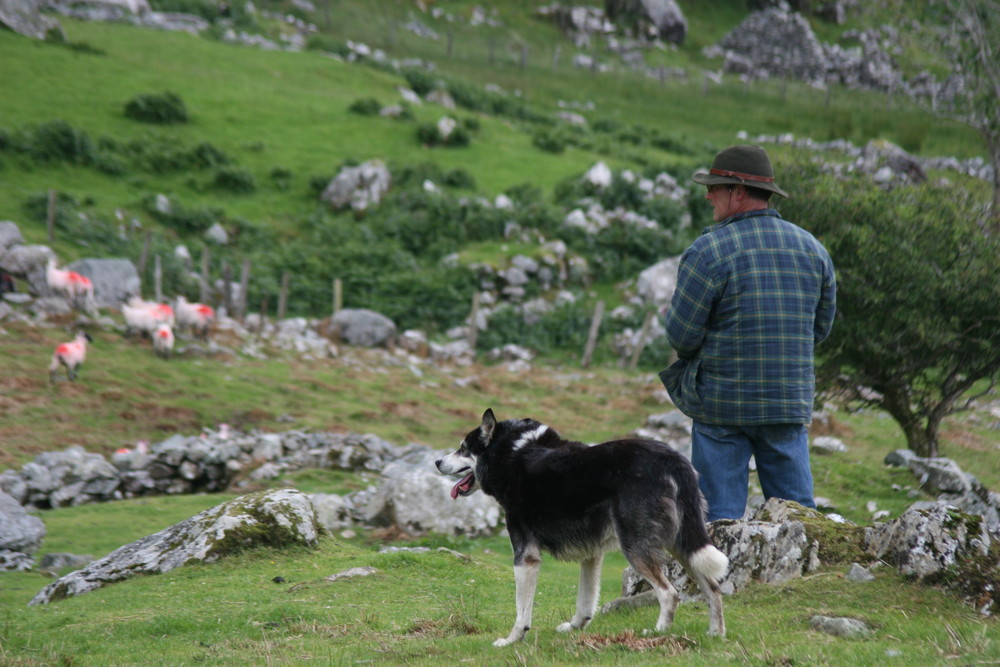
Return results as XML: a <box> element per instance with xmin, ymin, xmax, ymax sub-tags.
<box><xmin>557</xmin><ymin>553</ymin><xmax>603</xmax><ymax>633</ymax></box>
<box><xmin>495</xmin><ymin>552</ymin><xmax>541</xmax><ymax>647</ymax></box>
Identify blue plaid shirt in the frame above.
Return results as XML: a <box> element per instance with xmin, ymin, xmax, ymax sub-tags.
<box><xmin>661</xmin><ymin>208</ymin><xmax>836</xmax><ymax>425</ymax></box>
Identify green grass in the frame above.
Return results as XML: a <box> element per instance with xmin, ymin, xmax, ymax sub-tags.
<box><xmin>1</xmin><ymin>499</ymin><xmax>995</xmax><ymax>665</ymax></box>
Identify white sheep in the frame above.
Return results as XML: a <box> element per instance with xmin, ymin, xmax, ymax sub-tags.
<box><xmin>122</xmin><ymin>297</ymin><xmax>175</xmax><ymax>336</ymax></box>
<box><xmin>152</xmin><ymin>323</ymin><xmax>175</xmax><ymax>359</ymax></box>
<box><xmin>174</xmin><ymin>296</ymin><xmax>215</xmax><ymax>339</ymax></box>
<box><xmin>48</xmin><ymin>331</ymin><xmax>92</xmax><ymax>382</ymax></box>
<box><xmin>46</xmin><ymin>258</ymin><xmax>96</xmax><ymax>312</ymax></box>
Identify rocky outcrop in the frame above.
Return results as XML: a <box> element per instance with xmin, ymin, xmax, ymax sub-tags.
<box><xmin>29</xmin><ymin>488</ymin><xmax>320</xmax><ymax>604</ymax></box>
<box><xmin>320</xmin><ymin>159</ymin><xmax>392</xmax><ymax>213</ymax></box>
<box><xmin>0</xmin><ymin>0</ymin><xmax>61</xmax><ymax>39</ymax></box>
<box><xmin>0</xmin><ymin>491</ymin><xmax>46</xmax><ymax>571</ymax></box>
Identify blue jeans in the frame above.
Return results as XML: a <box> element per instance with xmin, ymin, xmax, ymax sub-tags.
<box><xmin>691</xmin><ymin>421</ymin><xmax>816</xmax><ymax>522</ymax></box>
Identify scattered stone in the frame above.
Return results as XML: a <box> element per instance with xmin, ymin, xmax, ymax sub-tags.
<box><xmin>810</xmin><ymin>615</ymin><xmax>873</xmax><ymax>638</ymax></box>
<box><xmin>846</xmin><ymin>563</ymin><xmax>875</xmax><ymax>582</ymax></box>
<box><xmin>30</xmin><ymin>489</ymin><xmax>320</xmax><ymax>604</ymax></box>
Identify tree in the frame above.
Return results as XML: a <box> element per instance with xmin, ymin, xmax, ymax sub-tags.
<box><xmin>782</xmin><ymin>163</ymin><xmax>1000</xmax><ymax>457</ymax></box>
<box><xmin>929</xmin><ymin>0</ymin><xmax>1000</xmax><ymax>228</ymax></box>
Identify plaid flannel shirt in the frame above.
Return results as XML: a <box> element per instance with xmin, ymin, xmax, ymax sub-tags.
<box><xmin>661</xmin><ymin>208</ymin><xmax>836</xmax><ymax>425</ymax></box>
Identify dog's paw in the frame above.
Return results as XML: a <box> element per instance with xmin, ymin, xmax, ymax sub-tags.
<box><xmin>493</xmin><ymin>637</ymin><xmax>513</xmax><ymax>648</ymax></box>
<box><xmin>556</xmin><ymin>622</ymin><xmax>574</xmax><ymax>633</ymax></box>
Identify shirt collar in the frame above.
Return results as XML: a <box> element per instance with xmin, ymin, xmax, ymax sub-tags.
<box><xmin>702</xmin><ymin>208</ymin><xmax>781</xmax><ymax>235</ymax></box>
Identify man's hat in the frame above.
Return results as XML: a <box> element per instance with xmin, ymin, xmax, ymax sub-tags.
<box><xmin>692</xmin><ymin>145</ymin><xmax>789</xmax><ymax>198</ymax></box>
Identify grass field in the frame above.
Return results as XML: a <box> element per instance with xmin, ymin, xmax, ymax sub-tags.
<box><xmin>1</xmin><ymin>2</ymin><xmax>998</xmax><ymax>663</ymax></box>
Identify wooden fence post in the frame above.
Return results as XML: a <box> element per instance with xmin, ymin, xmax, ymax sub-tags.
<box><xmin>520</xmin><ymin>44</ymin><xmax>528</xmax><ymax>69</ymax></box>
<box><xmin>332</xmin><ymin>278</ymin><xmax>342</xmax><ymax>316</ymax></box>
<box><xmin>581</xmin><ymin>300</ymin><xmax>605</xmax><ymax>368</ymax></box>
<box><xmin>46</xmin><ymin>189</ymin><xmax>56</xmax><ymax>244</ymax></box>
<box><xmin>237</xmin><ymin>258</ymin><xmax>250</xmax><ymax>321</ymax></box>
<box><xmin>552</xmin><ymin>45</ymin><xmax>560</xmax><ymax>70</ymax></box>
<box><xmin>446</xmin><ymin>28</ymin><xmax>453</xmax><ymax>58</ymax></box>
<box><xmin>154</xmin><ymin>255</ymin><xmax>163</xmax><ymax>303</ymax></box>
<box><xmin>199</xmin><ymin>247</ymin><xmax>210</xmax><ymax>304</ymax></box>
<box><xmin>221</xmin><ymin>261</ymin><xmax>232</xmax><ymax>316</ymax></box>
<box><xmin>488</xmin><ymin>36</ymin><xmax>495</xmax><ymax>65</ymax></box>
<box><xmin>277</xmin><ymin>271</ymin><xmax>289</xmax><ymax>320</ymax></box>
<box><xmin>628</xmin><ymin>311</ymin><xmax>656</xmax><ymax>370</ymax></box>
<box><xmin>468</xmin><ymin>291</ymin><xmax>480</xmax><ymax>356</ymax></box>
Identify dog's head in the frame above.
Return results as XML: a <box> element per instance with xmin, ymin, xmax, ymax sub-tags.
<box><xmin>435</xmin><ymin>408</ymin><xmax>497</xmax><ymax>499</ymax></box>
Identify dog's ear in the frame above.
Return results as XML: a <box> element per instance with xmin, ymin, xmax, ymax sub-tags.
<box><xmin>481</xmin><ymin>408</ymin><xmax>497</xmax><ymax>443</ymax></box>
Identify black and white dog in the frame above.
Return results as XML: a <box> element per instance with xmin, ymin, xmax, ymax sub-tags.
<box><xmin>436</xmin><ymin>409</ymin><xmax>728</xmax><ymax>647</ymax></box>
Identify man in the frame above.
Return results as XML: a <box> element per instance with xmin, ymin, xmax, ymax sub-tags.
<box><xmin>661</xmin><ymin>145</ymin><xmax>836</xmax><ymax>521</ymax></box>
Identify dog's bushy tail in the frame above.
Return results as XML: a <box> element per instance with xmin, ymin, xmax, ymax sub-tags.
<box><xmin>677</xmin><ymin>472</ymin><xmax>729</xmax><ymax>582</ymax></box>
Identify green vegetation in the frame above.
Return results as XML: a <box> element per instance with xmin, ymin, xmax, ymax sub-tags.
<box><xmin>0</xmin><ymin>2</ymin><xmax>997</xmax><ymax>662</ymax></box>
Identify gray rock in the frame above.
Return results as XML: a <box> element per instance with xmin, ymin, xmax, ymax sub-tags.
<box><xmin>811</xmin><ymin>436</ymin><xmax>847</xmax><ymax>453</ymax></box>
<box><xmin>637</xmin><ymin>256</ymin><xmax>681</xmax><ymax>309</ymax></box>
<box><xmin>907</xmin><ymin>457</ymin><xmax>970</xmax><ymax>494</ymax></box>
<box><xmin>884</xmin><ymin>449</ymin><xmax>917</xmax><ymax>467</ymax></box>
<box><xmin>0</xmin><ymin>0</ymin><xmax>62</xmax><ymax>39</ymax></box>
<box><xmin>0</xmin><ymin>244</ymin><xmax>54</xmax><ymax>283</ymax></box>
<box><xmin>329</xmin><ymin>308</ymin><xmax>397</xmax><ymax>347</ymax></box>
<box><xmin>38</xmin><ymin>552</ymin><xmax>96</xmax><ymax>574</ymax></box>
<box><xmin>864</xmin><ymin>502</ymin><xmax>990</xmax><ymax>579</ymax></box>
<box><xmin>0</xmin><ymin>221</ymin><xmax>24</xmax><ymax>252</ymax></box>
<box><xmin>321</xmin><ymin>160</ymin><xmax>392</xmax><ymax>213</ymax></box>
<box><xmin>66</xmin><ymin>258</ymin><xmax>140</xmax><ymax>308</ymax></box>
<box><xmin>359</xmin><ymin>448</ymin><xmax>501</xmax><ymax>537</ymax></box>
<box><xmin>29</xmin><ymin>489</ymin><xmax>320</xmax><ymax>604</ymax></box>
<box><xmin>0</xmin><ymin>491</ymin><xmax>45</xmax><ymax>557</ymax></box>
<box><xmin>810</xmin><ymin>615</ymin><xmax>873</xmax><ymax>638</ymax></box>
<box><xmin>846</xmin><ymin>562</ymin><xmax>875</xmax><ymax>582</ymax></box>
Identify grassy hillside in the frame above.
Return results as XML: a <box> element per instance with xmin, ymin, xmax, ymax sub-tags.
<box><xmin>1</xmin><ymin>3</ymin><xmax>998</xmax><ymax>663</ymax></box>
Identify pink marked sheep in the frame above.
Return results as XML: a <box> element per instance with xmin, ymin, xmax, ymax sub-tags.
<box><xmin>122</xmin><ymin>297</ymin><xmax>175</xmax><ymax>336</ymax></box>
<box><xmin>174</xmin><ymin>296</ymin><xmax>215</xmax><ymax>339</ymax></box>
<box><xmin>48</xmin><ymin>331</ymin><xmax>93</xmax><ymax>382</ymax></box>
<box><xmin>153</xmin><ymin>323</ymin><xmax>175</xmax><ymax>359</ymax></box>
<box><xmin>46</xmin><ymin>258</ymin><xmax>96</xmax><ymax>312</ymax></box>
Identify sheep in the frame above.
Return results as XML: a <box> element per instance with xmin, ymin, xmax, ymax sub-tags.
<box><xmin>152</xmin><ymin>323</ymin><xmax>175</xmax><ymax>359</ymax></box>
<box><xmin>174</xmin><ymin>296</ymin><xmax>215</xmax><ymax>339</ymax></box>
<box><xmin>46</xmin><ymin>258</ymin><xmax>96</xmax><ymax>312</ymax></box>
<box><xmin>48</xmin><ymin>331</ymin><xmax>93</xmax><ymax>382</ymax></box>
<box><xmin>122</xmin><ymin>297</ymin><xmax>175</xmax><ymax>336</ymax></box>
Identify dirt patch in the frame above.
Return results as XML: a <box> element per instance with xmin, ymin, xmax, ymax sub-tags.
<box><xmin>941</xmin><ymin>427</ymin><xmax>991</xmax><ymax>451</ymax></box>
<box><xmin>118</xmin><ymin>403</ymin><xmax>202</xmax><ymax>433</ymax></box>
<box><xmin>578</xmin><ymin>630</ymin><xmax>694</xmax><ymax>654</ymax></box>
<box><xmin>226</xmin><ymin>408</ymin><xmax>274</xmax><ymax>431</ymax></box>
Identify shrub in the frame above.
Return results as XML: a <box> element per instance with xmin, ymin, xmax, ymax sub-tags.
<box><xmin>402</xmin><ymin>68</ymin><xmax>438</xmax><ymax>97</ymax></box>
<box><xmin>213</xmin><ymin>167</ymin><xmax>256</xmax><ymax>194</ymax></box>
<box><xmin>144</xmin><ymin>195</ymin><xmax>221</xmax><ymax>234</ymax></box>
<box><xmin>305</xmin><ymin>34</ymin><xmax>351</xmax><ymax>57</ymax></box>
<box><xmin>443</xmin><ymin>168</ymin><xmax>476</xmax><ymax>190</ymax></box>
<box><xmin>270</xmin><ymin>167</ymin><xmax>292</xmax><ymax>191</ymax></box>
<box><xmin>29</xmin><ymin>120</ymin><xmax>96</xmax><ymax>165</ymax></box>
<box><xmin>124</xmin><ymin>92</ymin><xmax>189</xmax><ymax>124</ymax></box>
<box><xmin>532</xmin><ymin>129</ymin><xmax>567</xmax><ymax>154</ymax></box>
<box><xmin>348</xmin><ymin>98</ymin><xmax>382</xmax><ymax>116</ymax></box>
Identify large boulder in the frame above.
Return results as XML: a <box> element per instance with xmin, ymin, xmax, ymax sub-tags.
<box><xmin>714</xmin><ymin>8</ymin><xmax>827</xmax><ymax>83</ymax></box>
<box><xmin>29</xmin><ymin>489</ymin><xmax>321</xmax><ymax>604</ymax></box>
<box><xmin>66</xmin><ymin>258</ymin><xmax>142</xmax><ymax>308</ymax></box>
<box><xmin>636</xmin><ymin>256</ymin><xmax>681</xmax><ymax>310</ymax></box>
<box><xmin>0</xmin><ymin>221</ymin><xmax>24</xmax><ymax>254</ymax></box>
<box><xmin>864</xmin><ymin>502</ymin><xmax>991</xmax><ymax>579</ymax></box>
<box><xmin>328</xmin><ymin>308</ymin><xmax>397</xmax><ymax>347</ymax></box>
<box><xmin>0</xmin><ymin>0</ymin><xmax>62</xmax><ymax>39</ymax></box>
<box><xmin>0</xmin><ymin>491</ymin><xmax>46</xmax><ymax>571</ymax></box>
<box><xmin>320</xmin><ymin>160</ymin><xmax>392</xmax><ymax>213</ymax></box>
<box><xmin>357</xmin><ymin>448</ymin><xmax>502</xmax><ymax>537</ymax></box>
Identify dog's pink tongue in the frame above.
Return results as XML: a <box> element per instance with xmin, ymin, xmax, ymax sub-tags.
<box><xmin>450</xmin><ymin>472</ymin><xmax>474</xmax><ymax>500</ymax></box>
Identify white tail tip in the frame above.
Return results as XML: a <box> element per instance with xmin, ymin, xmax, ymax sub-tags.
<box><xmin>691</xmin><ymin>545</ymin><xmax>729</xmax><ymax>582</ymax></box>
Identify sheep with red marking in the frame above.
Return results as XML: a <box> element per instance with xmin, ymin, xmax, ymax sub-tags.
<box><xmin>48</xmin><ymin>331</ymin><xmax>93</xmax><ymax>382</ymax></box>
<box><xmin>152</xmin><ymin>323</ymin><xmax>175</xmax><ymax>359</ymax></box>
<box><xmin>122</xmin><ymin>297</ymin><xmax>175</xmax><ymax>337</ymax></box>
<box><xmin>46</xmin><ymin>258</ymin><xmax>96</xmax><ymax>312</ymax></box>
<box><xmin>174</xmin><ymin>296</ymin><xmax>215</xmax><ymax>339</ymax></box>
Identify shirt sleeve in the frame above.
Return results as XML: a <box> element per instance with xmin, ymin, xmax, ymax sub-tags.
<box><xmin>665</xmin><ymin>245</ymin><xmax>717</xmax><ymax>359</ymax></box>
<box><xmin>814</xmin><ymin>251</ymin><xmax>837</xmax><ymax>344</ymax></box>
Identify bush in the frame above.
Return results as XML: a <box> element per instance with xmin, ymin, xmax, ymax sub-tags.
<box><xmin>270</xmin><ymin>166</ymin><xmax>292</xmax><ymax>191</ymax></box>
<box><xmin>348</xmin><ymin>98</ymin><xmax>382</xmax><ymax>116</ymax></box>
<box><xmin>124</xmin><ymin>92</ymin><xmax>189</xmax><ymax>124</ymax></box>
<box><xmin>416</xmin><ymin>122</ymin><xmax>470</xmax><ymax>148</ymax></box>
<box><xmin>532</xmin><ymin>129</ymin><xmax>567</xmax><ymax>154</ymax></box>
<box><xmin>28</xmin><ymin>120</ymin><xmax>96</xmax><ymax>165</ymax></box>
<box><xmin>213</xmin><ymin>167</ymin><xmax>256</xmax><ymax>194</ymax></box>
<box><xmin>144</xmin><ymin>195</ymin><xmax>221</xmax><ymax>234</ymax></box>
<box><xmin>402</xmin><ymin>68</ymin><xmax>438</xmax><ymax>97</ymax></box>
<box><xmin>305</xmin><ymin>34</ymin><xmax>352</xmax><ymax>57</ymax></box>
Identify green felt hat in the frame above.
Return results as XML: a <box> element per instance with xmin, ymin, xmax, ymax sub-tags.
<box><xmin>693</xmin><ymin>145</ymin><xmax>789</xmax><ymax>198</ymax></box>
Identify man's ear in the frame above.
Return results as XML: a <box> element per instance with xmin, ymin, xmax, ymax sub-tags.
<box><xmin>481</xmin><ymin>408</ymin><xmax>497</xmax><ymax>443</ymax></box>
